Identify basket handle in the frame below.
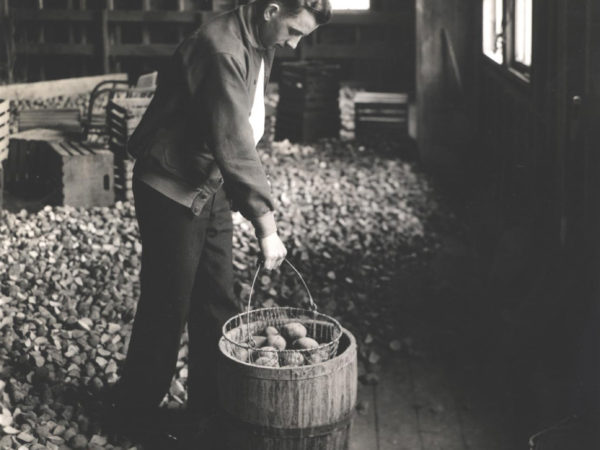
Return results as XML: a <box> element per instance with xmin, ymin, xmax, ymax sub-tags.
<box><xmin>247</xmin><ymin>259</ymin><xmax>317</xmax><ymax>315</ymax></box>
<box><xmin>245</xmin><ymin>260</ymin><xmax>317</xmax><ymax>346</ymax></box>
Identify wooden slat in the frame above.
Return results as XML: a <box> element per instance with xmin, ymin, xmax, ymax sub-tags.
<box><xmin>409</xmin><ymin>358</ymin><xmax>466</xmax><ymax>450</ymax></box>
<box><xmin>15</xmin><ymin>43</ymin><xmax>94</xmax><ymax>56</ymax></box>
<box><xmin>108</xmin><ymin>10</ymin><xmax>211</xmax><ymax>23</ymax></box>
<box><xmin>111</xmin><ymin>44</ymin><xmax>178</xmax><ymax>57</ymax></box>
<box><xmin>330</xmin><ymin>11</ymin><xmax>410</xmax><ymax>26</ymax></box>
<box><xmin>349</xmin><ymin>383</ymin><xmax>378</xmax><ymax>450</ymax></box>
<box><xmin>303</xmin><ymin>43</ymin><xmax>407</xmax><ymax>60</ymax></box>
<box><xmin>13</xmin><ymin>9</ymin><xmax>95</xmax><ymax>22</ymax></box>
<box><xmin>0</xmin><ymin>73</ymin><xmax>128</xmax><ymax>101</ymax></box>
<box><xmin>377</xmin><ymin>358</ymin><xmax>422</xmax><ymax>450</ymax></box>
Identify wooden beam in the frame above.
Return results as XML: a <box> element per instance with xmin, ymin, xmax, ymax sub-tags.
<box><xmin>12</xmin><ymin>9</ymin><xmax>95</xmax><ymax>21</ymax></box>
<box><xmin>111</xmin><ymin>44</ymin><xmax>178</xmax><ymax>57</ymax></box>
<box><xmin>100</xmin><ymin>9</ymin><xmax>109</xmax><ymax>73</ymax></box>
<box><xmin>330</xmin><ymin>11</ymin><xmax>409</xmax><ymax>26</ymax></box>
<box><xmin>107</xmin><ymin>10</ymin><xmax>210</xmax><ymax>23</ymax></box>
<box><xmin>15</xmin><ymin>43</ymin><xmax>94</xmax><ymax>56</ymax></box>
<box><xmin>302</xmin><ymin>43</ymin><xmax>407</xmax><ymax>60</ymax></box>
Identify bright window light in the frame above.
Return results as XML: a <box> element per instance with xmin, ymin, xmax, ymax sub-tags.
<box><xmin>514</xmin><ymin>0</ymin><xmax>532</xmax><ymax>66</ymax></box>
<box><xmin>330</xmin><ymin>0</ymin><xmax>370</xmax><ymax>10</ymax></box>
<box><xmin>482</xmin><ymin>0</ymin><xmax>503</xmax><ymax>63</ymax></box>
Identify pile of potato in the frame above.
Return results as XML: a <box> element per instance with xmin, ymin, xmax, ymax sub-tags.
<box><xmin>232</xmin><ymin>322</ymin><xmax>331</xmax><ymax>368</ymax></box>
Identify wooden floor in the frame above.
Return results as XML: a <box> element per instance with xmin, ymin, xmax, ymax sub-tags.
<box><xmin>349</xmin><ymin>351</ymin><xmax>520</xmax><ymax>450</ymax></box>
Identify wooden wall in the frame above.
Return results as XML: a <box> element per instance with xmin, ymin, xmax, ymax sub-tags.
<box><xmin>0</xmin><ymin>0</ymin><xmax>413</xmax><ymax>92</ymax></box>
<box><xmin>474</xmin><ymin>0</ymin><xmax>600</xmax><ymax>433</ymax></box>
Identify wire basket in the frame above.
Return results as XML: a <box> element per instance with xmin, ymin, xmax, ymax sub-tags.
<box><xmin>222</xmin><ymin>260</ymin><xmax>343</xmax><ymax>368</ymax></box>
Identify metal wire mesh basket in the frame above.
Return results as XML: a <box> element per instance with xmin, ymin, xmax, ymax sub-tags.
<box><xmin>222</xmin><ymin>260</ymin><xmax>343</xmax><ymax>368</ymax></box>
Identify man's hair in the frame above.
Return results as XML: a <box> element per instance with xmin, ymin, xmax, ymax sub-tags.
<box><xmin>257</xmin><ymin>0</ymin><xmax>332</xmax><ymax>25</ymax></box>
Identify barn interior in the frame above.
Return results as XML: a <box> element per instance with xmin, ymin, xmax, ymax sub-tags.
<box><xmin>0</xmin><ymin>0</ymin><xmax>599</xmax><ymax>449</ymax></box>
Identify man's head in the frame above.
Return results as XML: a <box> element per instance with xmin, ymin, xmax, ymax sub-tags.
<box><xmin>255</xmin><ymin>0</ymin><xmax>332</xmax><ymax>49</ymax></box>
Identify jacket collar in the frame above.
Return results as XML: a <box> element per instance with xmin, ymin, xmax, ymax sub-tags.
<box><xmin>238</xmin><ymin>3</ymin><xmax>265</xmax><ymax>50</ymax></box>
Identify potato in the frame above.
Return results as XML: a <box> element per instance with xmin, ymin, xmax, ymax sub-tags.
<box><xmin>282</xmin><ymin>322</ymin><xmax>307</xmax><ymax>340</ymax></box>
<box><xmin>233</xmin><ymin>347</ymin><xmax>249</xmax><ymax>363</ymax></box>
<box><xmin>250</xmin><ymin>336</ymin><xmax>267</xmax><ymax>347</ymax></box>
<box><xmin>264</xmin><ymin>326</ymin><xmax>279</xmax><ymax>336</ymax></box>
<box><xmin>254</xmin><ymin>346</ymin><xmax>278</xmax><ymax>359</ymax></box>
<box><xmin>280</xmin><ymin>352</ymin><xmax>305</xmax><ymax>367</ymax></box>
<box><xmin>305</xmin><ymin>348</ymin><xmax>330</xmax><ymax>365</ymax></box>
<box><xmin>254</xmin><ymin>356</ymin><xmax>280</xmax><ymax>368</ymax></box>
<box><xmin>267</xmin><ymin>334</ymin><xmax>287</xmax><ymax>351</ymax></box>
<box><xmin>292</xmin><ymin>337</ymin><xmax>319</xmax><ymax>350</ymax></box>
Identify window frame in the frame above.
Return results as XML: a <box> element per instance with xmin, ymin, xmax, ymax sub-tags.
<box><xmin>330</xmin><ymin>0</ymin><xmax>371</xmax><ymax>11</ymax></box>
<box><xmin>482</xmin><ymin>0</ymin><xmax>533</xmax><ymax>81</ymax></box>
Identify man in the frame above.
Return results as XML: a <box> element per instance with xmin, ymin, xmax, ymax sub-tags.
<box><xmin>107</xmin><ymin>0</ymin><xmax>332</xmax><ymax>447</ymax></box>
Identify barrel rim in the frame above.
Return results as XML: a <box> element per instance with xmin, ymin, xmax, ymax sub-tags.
<box><xmin>218</xmin><ymin>327</ymin><xmax>356</xmax><ymax>375</ymax></box>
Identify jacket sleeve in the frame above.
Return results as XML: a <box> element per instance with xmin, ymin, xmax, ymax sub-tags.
<box><xmin>192</xmin><ymin>52</ymin><xmax>277</xmax><ymax>238</ymax></box>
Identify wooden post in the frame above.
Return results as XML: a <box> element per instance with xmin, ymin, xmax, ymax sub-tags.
<box><xmin>37</xmin><ymin>0</ymin><xmax>45</xmax><ymax>80</ymax></box>
<box><xmin>0</xmin><ymin>0</ymin><xmax>14</xmax><ymax>83</ymax></box>
<box><xmin>99</xmin><ymin>9</ymin><xmax>109</xmax><ymax>73</ymax></box>
<box><xmin>142</xmin><ymin>0</ymin><xmax>151</xmax><ymax>45</ymax></box>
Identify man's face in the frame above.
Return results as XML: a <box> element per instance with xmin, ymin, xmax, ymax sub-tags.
<box><xmin>260</xmin><ymin>5</ymin><xmax>319</xmax><ymax>50</ymax></box>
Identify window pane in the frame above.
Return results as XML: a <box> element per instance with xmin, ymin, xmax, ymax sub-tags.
<box><xmin>330</xmin><ymin>0</ymin><xmax>370</xmax><ymax>10</ymax></box>
<box><xmin>514</xmin><ymin>0</ymin><xmax>532</xmax><ymax>66</ymax></box>
<box><xmin>482</xmin><ymin>0</ymin><xmax>504</xmax><ymax>63</ymax></box>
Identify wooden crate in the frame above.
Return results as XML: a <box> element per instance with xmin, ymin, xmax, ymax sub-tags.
<box><xmin>46</xmin><ymin>141</ymin><xmax>114</xmax><ymax>208</ymax></box>
<box><xmin>107</xmin><ymin>97</ymin><xmax>151</xmax><ymax>201</ymax></box>
<box><xmin>275</xmin><ymin>110</ymin><xmax>341</xmax><ymax>143</ymax></box>
<box><xmin>354</xmin><ymin>92</ymin><xmax>409</xmax><ymax>139</ymax></box>
<box><xmin>276</xmin><ymin>61</ymin><xmax>341</xmax><ymax>143</ymax></box>
<box><xmin>0</xmin><ymin>100</ymin><xmax>8</xmax><ymax>208</ymax></box>
<box><xmin>0</xmin><ymin>99</ymin><xmax>9</xmax><ymax>162</ymax></box>
<box><xmin>5</xmin><ymin>128</ymin><xmax>67</xmax><ymax>197</ymax></box>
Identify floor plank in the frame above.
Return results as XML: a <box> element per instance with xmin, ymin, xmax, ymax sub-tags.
<box><xmin>377</xmin><ymin>355</ymin><xmax>422</xmax><ymax>450</ymax></box>
<box><xmin>350</xmin><ymin>383</ymin><xmax>378</xmax><ymax>450</ymax></box>
<box><xmin>409</xmin><ymin>357</ymin><xmax>466</xmax><ymax>450</ymax></box>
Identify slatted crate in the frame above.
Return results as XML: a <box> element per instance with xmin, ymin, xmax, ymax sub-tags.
<box><xmin>46</xmin><ymin>141</ymin><xmax>114</xmax><ymax>208</ymax></box>
<box><xmin>0</xmin><ymin>99</ymin><xmax>8</xmax><ymax>209</ymax></box>
<box><xmin>275</xmin><ymin>61</ymin><xmax>341</xmax><ymax>143</ymax></box>
<box><xmin>107</xmin><ymin>97</ymin><xmax>151</xmax><ymax>201</ymax></box>
<box><xmin>4</xmin><ymin>128</ymin><xmax>67</xmax><ymax>198</ymax></box>
<box><xmin>354</xmin><ymin>92</ymin><xmax>409</xmax><ymax>139</ymax></box>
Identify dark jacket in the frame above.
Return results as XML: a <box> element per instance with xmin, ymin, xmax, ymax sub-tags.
<box><xmin>128</xmin><ymin>3</ymin><xmax>276</xmax><ymax>237</ymax></box>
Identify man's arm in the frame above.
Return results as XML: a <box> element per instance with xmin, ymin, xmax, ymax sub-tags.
<box><xmin>189</xmin><ymin>51</ymin><xmax>287</xmax><ymax>268</ymax></box>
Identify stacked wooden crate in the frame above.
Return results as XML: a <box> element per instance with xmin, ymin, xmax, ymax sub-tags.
<box><xmin>0</xmin><ymin>100</ymin><xmax>8</xmax><ymax>209</ymax></box>
<box><xmin>107</xmin><ymin>97</ymin><xmax>152</xmax><ymax>201</ymax></box>
<box><xmin>354</xmin><ymin>92</ymin><xmax>409</xmax><ymax>140</ymax></box>
<box><xmin>275</xmin><ymin>61</ymin><xmax>341</xmax><ymax>143</ymax></box>
<box><xmin>5</xmin><ymin>129</ymin><xmax>114</xmax><ymax>207</ymax></box>
<box><xmin>4</xmin><ymin>128</ymin><xmax>66</xmax><ymax>199</ymax></box>
<box><xmin>45</xmin><ymin>141</ymin><xmax>114</xmax><ymax>207</ymax></box>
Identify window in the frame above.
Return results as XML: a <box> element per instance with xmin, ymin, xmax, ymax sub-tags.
<box><xmin>482</xmin><ymin>0</ymin><xmax>532</xmax><ymax>77</ymax></box>
<box><xmin>514</xmin><ymin>0</ymin><xmax>532</xmax><ymax>67</ymax></box>
<box><xmin>330</xmin><ymin>0</ymin><xmax>370</xmax><ymax>10</ymax></box>
<box><xmin>482</xmin><ymin>0</ymin><xmax>504</xmax><ymax>63</ymax></box>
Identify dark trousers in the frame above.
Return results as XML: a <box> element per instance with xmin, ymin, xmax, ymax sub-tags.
<box><xmin>117</xmin><ymin>177</ymin><xmax>238</xmax><ymax>416</ymax></box>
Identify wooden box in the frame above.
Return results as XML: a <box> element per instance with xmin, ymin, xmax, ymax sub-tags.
<box><xmin>0</xmin><ymin>99</ymin><xmax>9</xmax><ymax>162</ymax></box>
<box><xmin>46</xmin><ymin>141</ymin><xmax>114</xmax><ymax>207</ymax></box>
<box><xmin>5</xmin><ymin>128</ymin><xmax>67</xmax><ymax>197</ymax></box>
<box><xmin>0</xmin><ymin>99</ymin><xmax>8</xmax><ymax>209</ymax></box>
<box><xmin>276</xmin><ymin>62</ymin><xmax>341</xmax><ymax>143</ymax></box>
<box><xmin>354</xmin><ymin>92</ymin><xmax>409</xmax><ymax>139</ymax></box>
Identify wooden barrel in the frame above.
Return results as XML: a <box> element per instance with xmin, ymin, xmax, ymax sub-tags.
<box><xmin>217</xmin><ymin>328</ymin><xmax>357</xmax><ymax>450</ymax></box>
